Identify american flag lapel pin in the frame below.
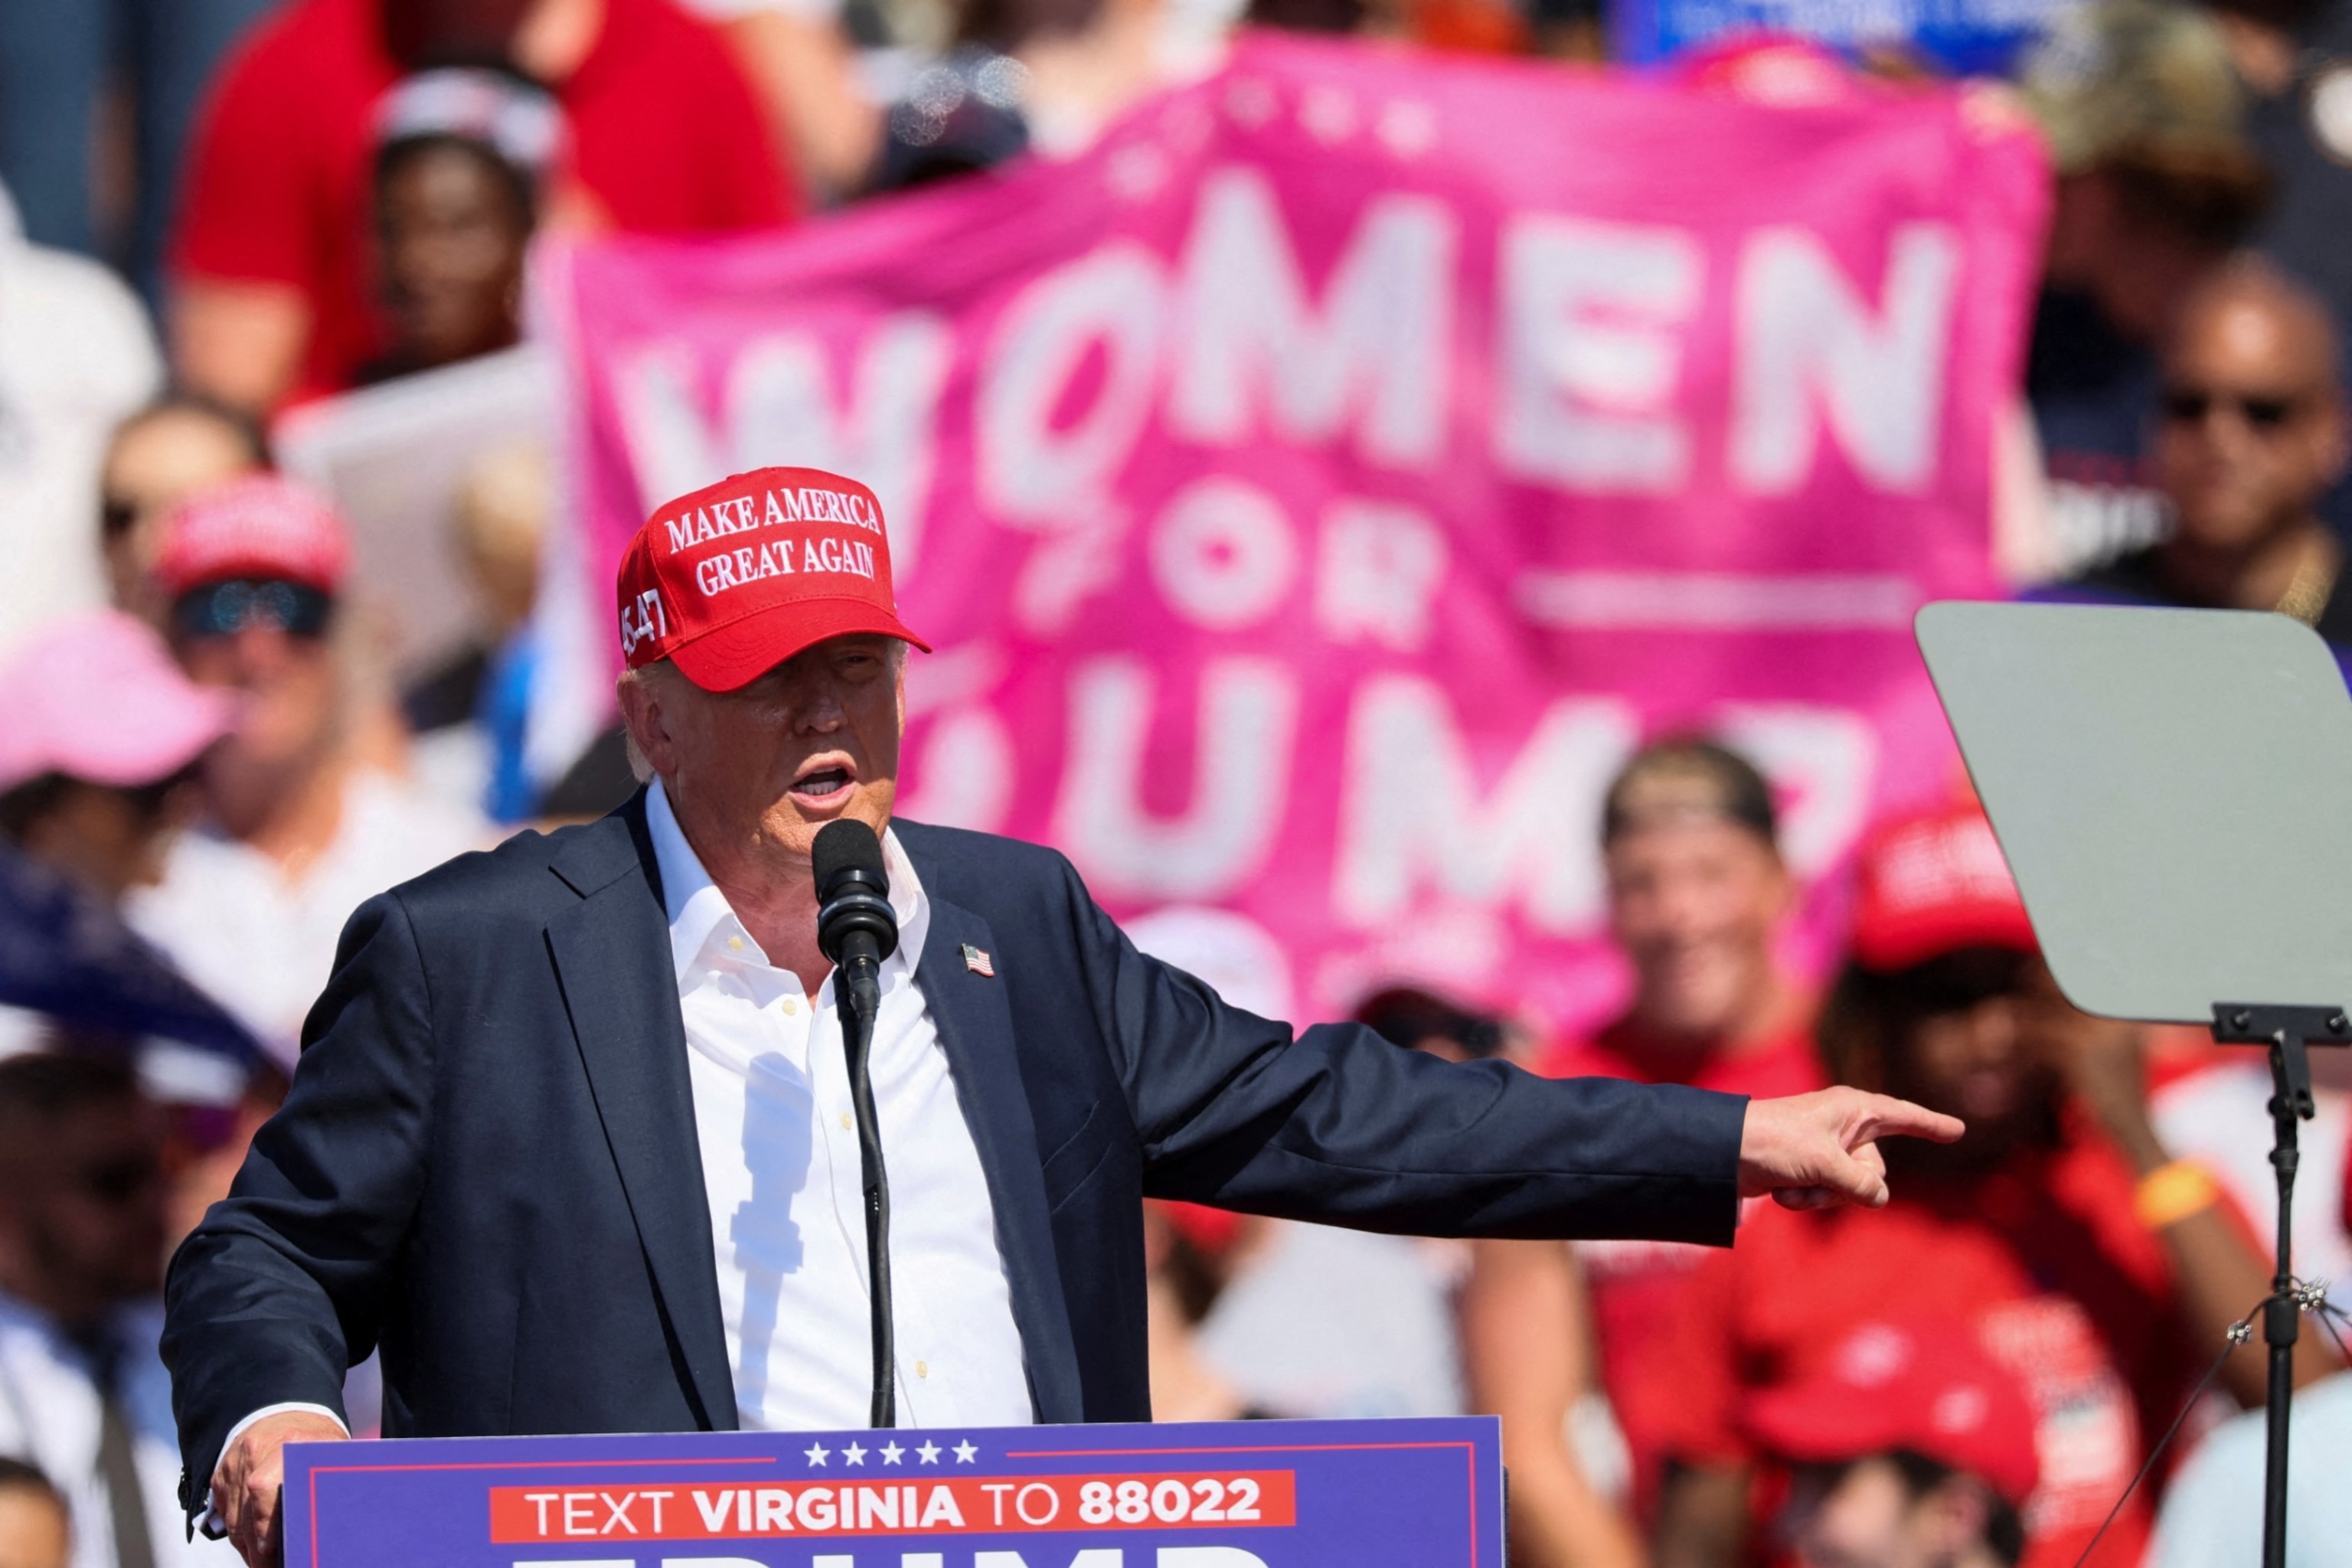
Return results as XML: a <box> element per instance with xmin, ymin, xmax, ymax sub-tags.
<box><xmin>960</xmin><ymin>943</ymin><xmax>996</xmax><ymax>978</ymax></box>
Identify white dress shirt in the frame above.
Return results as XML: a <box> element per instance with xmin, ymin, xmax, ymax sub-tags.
<box><xmin>647</xmin><ymin>780</ymin><xmax>1032</xmax><ymax>1429</ymax></box>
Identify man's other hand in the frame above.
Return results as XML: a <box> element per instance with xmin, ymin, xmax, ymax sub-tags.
<box><xmin>214</xmin><ymin>1410</ymin><xmax>349</xmax><ymax>1567</ymax></box>
<box><xmin>1737</xmin><ymin>1088</ymin><xmax>1963</xmax><ymax>1211</ymax></box>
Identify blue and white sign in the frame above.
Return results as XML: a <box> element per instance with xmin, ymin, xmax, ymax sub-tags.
<box><xmin>1613</xmin><ymin>0</ymin><xmax>2065</xmax><ymax>77</ymax></box>
<box><xmin>280</xmin><ymin>1416</ymin><xmax>1504</xmax><ymax>1568</ymax></box>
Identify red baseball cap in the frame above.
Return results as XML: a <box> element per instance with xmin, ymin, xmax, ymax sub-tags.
<box><xmin>153</xmin><ymin>475</ymin><xmax>353</xmax><ymax>599</ymax></box>
<box><xmin>616</xmin><ymin>466</ymin><xmax>929</xmax><ymax>692</ymax></box>
<box><xmin>1745</xmin><ymin>1318</ymin><xmax>2042</xmax><ymax>1508</ymax></box>
<box><xmin>1849</xmin><ymin>804</ymin><xmax>2038</xmax><ymax>973</ymax></box>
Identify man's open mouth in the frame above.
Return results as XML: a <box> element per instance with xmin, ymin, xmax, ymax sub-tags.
<box><xmin>792</xmin><ymin>766</ymin><xmax>854</xmax><ymax>799</ymax></box>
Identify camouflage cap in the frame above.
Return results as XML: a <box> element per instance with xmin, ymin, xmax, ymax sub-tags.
<box><xmin>2018</xmin><ymin>0</ymin><xmax>2255</xmax><ymax>175</ymax></box>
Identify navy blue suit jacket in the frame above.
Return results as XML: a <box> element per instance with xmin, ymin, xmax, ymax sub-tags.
<box><xmin>162</xmin><ymin>793</ymin><xmax>1747</xmax><ymax>1515</ymax></box>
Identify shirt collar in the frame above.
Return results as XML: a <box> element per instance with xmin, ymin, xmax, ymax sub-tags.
<box><xmin>644</xmin><ymin>778</ymin><xmax>927</xmax><ymax>985</ymax></box>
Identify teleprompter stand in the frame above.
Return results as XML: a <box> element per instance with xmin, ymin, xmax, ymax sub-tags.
<box><xmin>1918</xmin><ymin>602</ymin><xmax>2352</xmax><ymax>1568</ymax></box>
<box><xmin>2210</xmin><ymin>1005</ymin><xmax>2347</xmax><ymax>1568</ymax></box>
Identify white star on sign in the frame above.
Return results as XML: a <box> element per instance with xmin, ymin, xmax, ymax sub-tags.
<box><xmin>844</xmin><ymin>1442</ymin><xmax>867</xmax><ymax>1466</ymax></box>
<box><xmin>805</xmin><ymin>1442</ymin><xmax>830</xmax><ymax>1466</ymax></box>
<box><xmin>953</xmin><ymin>1440</ymin><xmax>978</xmax><ymax>1464</ymax></box>
<box><xmin>881</xmin><ymin>1442</ymin><xmax>905</xmax><ymax>1465</ymax></box>
<box><xmin>917</xmin><ymin>1442</ymin><xmax>942</xmax><ymax>1464</ymax></box>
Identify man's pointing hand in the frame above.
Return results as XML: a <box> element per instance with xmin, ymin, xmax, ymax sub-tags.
<box><xmin>1737</xmin><ymin>1087</ymin><xmax>1964</xmax><ymax>1211</ymax></box>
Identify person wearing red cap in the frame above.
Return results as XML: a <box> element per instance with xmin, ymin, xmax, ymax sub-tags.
<box><xmin>1463</xmin><ymin>738</ymin><xmax>1822</xmax><ymax>1565</ymax></box>
<box><xmin>1652</xmin><ymin>803</ymin><xmax>2340</xmax><ymax>1568</ymax></box>
<box><xmin>167</xmin><ymin>464</ymin><xmax>1964</xmax><ymax>1568</ymax></box>
<box><xmin>124</xmin><ymin>475</ymin><xmax>488</xmax><ymax>1060</ymax></box>
<box><xmin>1749</xmin><ymin>1318</ymin><xmax>2039</xmax><ymax>1568</ymax></box>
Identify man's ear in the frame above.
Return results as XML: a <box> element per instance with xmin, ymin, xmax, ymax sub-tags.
<box><xmin>616</xmin><ymin>671</ymin><xmax>673</xmax><ymax>779</ymax></box>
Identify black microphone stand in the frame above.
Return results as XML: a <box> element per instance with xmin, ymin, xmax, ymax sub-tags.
<box><xmin>815</xmin><ymin>822</ymin><xmax>900</xmax><ymax>1428</ymax></box>
<box><xmin>838</xmin><ymin>949</ymin><xmax>894</xmax><ymax>1428</ymax></box>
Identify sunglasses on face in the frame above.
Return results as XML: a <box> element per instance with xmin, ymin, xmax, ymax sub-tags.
<box><xmin>2161</xmin><ymin>387</ymin><xmax>2306</xmax><ymax>432</ymax></box>
<box><xmin>171</xmin><ymin>578</ymin><xmax>335</xmax><ymax>641</ymax></box>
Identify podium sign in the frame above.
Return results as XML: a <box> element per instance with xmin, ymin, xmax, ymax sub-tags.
<box><xmin>280</xmin><ymin>1416</ymin><xmax>1501</xmax><ymax>1568</ymax></box>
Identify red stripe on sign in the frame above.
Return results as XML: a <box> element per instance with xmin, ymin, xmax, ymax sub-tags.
<box><xmin>488</xmin><ymin>1471</ymin><xmax>1296</xmax><ymax>1543</ymax></box>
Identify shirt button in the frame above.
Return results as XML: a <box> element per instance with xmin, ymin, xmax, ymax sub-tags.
<box><xmin>726</xmin><ymin>936</ymin><xmax>745</xmax><ymax>953</ymax></box>
<box><xmin>916</xmin><ymin>1361</ymin><xmax>929</xmax><ymax>1379</ymax></box>
<box><xmin>781</xmin><ymin>995</ymin><xmax>799</xmax><ymax>1015</ymax></box>
<box><xmin>840</xmin><ymin>1112</ymin><xmax>854</xmax><ymax>1130</ymax></box>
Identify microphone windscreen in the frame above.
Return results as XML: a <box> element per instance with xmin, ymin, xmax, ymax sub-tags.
<box><xmin>812</xmin><ymin>818</ymin><xmax>887</xmax><ymax>896</ymax></box>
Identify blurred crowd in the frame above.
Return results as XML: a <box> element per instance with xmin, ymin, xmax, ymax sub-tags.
<box><xmin>8</xmin><ymin>0</ymin><xmax>2352</xmax><ymax>1566</ymax></box>
<box><xmin>1140</xmin><ymin>753</ymin><xmax>2352</xmax><ymax>1568</ymax></box>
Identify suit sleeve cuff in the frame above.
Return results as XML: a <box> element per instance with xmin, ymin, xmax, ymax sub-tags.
<box><xmin>199</xmin><ymin>1403</ymin><xmax>350</xmax><ymax>1537</ymax></box>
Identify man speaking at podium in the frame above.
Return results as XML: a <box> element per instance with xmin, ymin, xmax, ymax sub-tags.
<box><xmin>163</xmin><ymin>467</ymin><xmax>1960</xmax><ymax>1568</ymax></box>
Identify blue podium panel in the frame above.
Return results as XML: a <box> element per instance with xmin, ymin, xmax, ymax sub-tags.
<box><xmin>281</xmin><ymin>1417</ymin><xmax>1502</xmax><ymax>1568</ymax></box>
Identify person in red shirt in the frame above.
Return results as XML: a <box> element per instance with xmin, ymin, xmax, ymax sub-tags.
<box><xmin>1651</xmin><ymin>803</ymin><xmax>2337</xmax><ymax>1568</ymax></box>
<box><xmin>171</xmin><ymin>0</ymin><xmax>795</xmax><ymax>409</ymax></box>
<box><xmin>1549</xmin><ymin>736</ymin><xmax>1820</xmax><ymax>1096</ymax></box>
<box><xmin>1459</xmin><ymin>738</ymin><xmax>1819</xmax><ymax>1565</ymax></box>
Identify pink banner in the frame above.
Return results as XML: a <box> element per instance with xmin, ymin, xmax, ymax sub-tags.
<box><xmin>543</xmin><ymin>32</ymin><xmax>2048</xmax><ymax>1030</ymax></box>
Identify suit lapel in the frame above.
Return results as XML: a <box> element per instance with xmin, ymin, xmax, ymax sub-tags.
<box><xmin>545</xmin><ymin>801</ymin><xmax>738</xmax><ymax>1431</ymax></box>
<box><xmin>917</xmin><ymin>893</ymin><xmax>1086</xmax><ymax>1424</ymax></box>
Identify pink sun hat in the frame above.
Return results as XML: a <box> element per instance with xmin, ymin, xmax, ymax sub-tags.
<box><xmin>0</xmin><ymin>610</ymin><xmax>236</xmax><ymax>793</ymax></box>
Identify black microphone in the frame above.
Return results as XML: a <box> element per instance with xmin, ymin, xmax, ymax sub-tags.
<box><xmin>812</xmin><ymin>819</ymin><xmax>898</xmax><ymax>1427</ymax></box>
<box><xmin>815</xmin><ymin>818</ymin><xmax>899</xmax><ymax>1008</ymax></box>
